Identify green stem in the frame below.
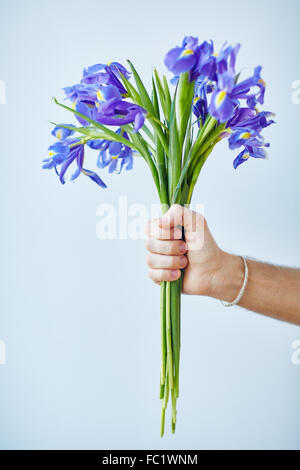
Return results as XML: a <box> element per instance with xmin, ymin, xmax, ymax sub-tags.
<box><xmin>165</xmin><ymin>282</ymin><xmax>173</xmax><ymax>390</ymax></box>
<box><xmin>160</xmin><ymin>282</ymin><xmax>166</xmax><ymax>387</ymax></box>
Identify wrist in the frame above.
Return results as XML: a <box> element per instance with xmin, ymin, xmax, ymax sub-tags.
<box><xmin>209</xmin><ymin>251</ymin><xmax>245</xmax><ymax>302</ymax></box>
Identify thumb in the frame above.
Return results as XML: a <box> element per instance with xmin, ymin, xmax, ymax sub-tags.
<box><xmin>158</xmin><ymin>204</ymin><xmax>204</xmax><ymax>238</ymax></box>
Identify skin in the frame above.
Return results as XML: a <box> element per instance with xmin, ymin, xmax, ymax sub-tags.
<box><xmin>145</xmin><ymin>204</ymin><xmax>300</xmax><ymax>326</ymax></box>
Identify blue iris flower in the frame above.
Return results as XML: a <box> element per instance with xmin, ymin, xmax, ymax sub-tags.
<box><xmin>94</xmin><ymin>100</ymin><xmax>146</xmax><ymax>131</ymax></box>
<box><xmin>209</xmin><ymin>65</ymin><xmax>264</xmax><ymax>123</ymax></box>
<box><xmin>228</xmin><ymin>128</ymin><xmax>257</xmax><ymax>150</ymax></box>
<box><xmin>164</xmin><ymin>36</ymin><xmax>200</xmax><ymax>76</ymax></box>
<box><xmin>233</xmin><ymin>137</ymin><xmax>270</xmax><ymax>169</ymax></box>
<box><xmin>231</xmin><ymin>110</ymin><xmax>275</xmax><ymax>133</ymax></box>
<box><xmin>81</xmin><ymin>62</ymin><xmax>130</xmax><ymax>95</ymax></box>
<box><xmin>43</xmin><ymin>138</ymin><xmax>107</xmax><ymax>188</ymax></box>
<box><xmin>63</xmin><ymin>62</ymin><xmax>145</xmax><ymax>131</ymax></box>
<box><xmin>87</xmin><ymin>129</ymin><xmax>133</xmax><ymax>174</ymax></box>
<box><xmin>193</xmin><ymin>78</ymin><xmax>213</xmax><ymax>125</ymax></box>
<box><xmin>51</xmin><ymin>124</ymin><xmax>75</xmax><ymax>140</ymax></box>
<box><xmin>43</xmin><ymin>140</ymin><xmax>71</xmax><ymax>169</ymax></box>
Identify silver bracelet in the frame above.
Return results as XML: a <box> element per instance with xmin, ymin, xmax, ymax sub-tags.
<box><xmin>220</xmin><ymin>256</ymin><xmax>248</xmax><ymax>307</ymax></box>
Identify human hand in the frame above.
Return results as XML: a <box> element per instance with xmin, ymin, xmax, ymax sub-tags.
<box><xmin>145</xmin><ymin>204</ymin><xmax>238</xmax><ymax>296</ymax></box>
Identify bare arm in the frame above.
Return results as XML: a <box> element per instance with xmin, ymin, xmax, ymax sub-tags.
<box><xmin>211</xmin><ymin>253</ymin><xmax>300</xmax><ymax>325</ymax></box>
<box><xmin>145</xmin><ymin>205</ymin><xmax>300</xmax><ymax>326</ymax></box>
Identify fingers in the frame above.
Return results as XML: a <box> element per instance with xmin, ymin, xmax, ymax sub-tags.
<box><xmin>146</xmin><ymin>253</ymin><xmax>188</xmax><ymax>270</ymax></box>
<box><xmin>145</xmin><ymin>218</ymin><xmax>182</xmax><ymax>240</ymax></box>
<box><xmin>148</xmin><ymin>268</ymin><xmax>182</xmax><ymax>284</ymax></box>
<box><xmin>145</xmin><ymin>238</ymin><xmax>187</xmax><ymax>256</ymax></box>
<box><xmin>157</xmin><ymin>204</ymin><xmax>204</xmax><ymax>234</ymax></box>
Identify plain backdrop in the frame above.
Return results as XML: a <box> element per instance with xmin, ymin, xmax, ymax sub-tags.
<box><xmin>0</xmin><ymin>0</ymin><xmax>299</xmax><ymax>450</ymax></box>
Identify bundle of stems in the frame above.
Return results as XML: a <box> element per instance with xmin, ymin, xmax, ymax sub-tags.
<box><xmin>53</xmin><ymin>64</ymin><xmax>227</xmax><ymax>436</ymax></box>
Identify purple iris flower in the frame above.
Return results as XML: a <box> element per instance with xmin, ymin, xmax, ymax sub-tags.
<box><xmin>230</xmin><ymin>110</ymin><xmax>275</xmax><ymax>133</ymax></box>
<box><xmin>98</xmin><ymin>141</ymin><xmax>133</xmax><ymax>173</ymax></box>
<box><xmin>233</xmin><ymin>137</ymin><xmax>270</xmax><ymax>169</ymax></box>
<box><xmin>228</xmin><ymin>128</ymin><xmax>257</xmax><ymax>150</ymax></box>
<box><xmin>75</xmin><ymin>101</ymin><xmax>95</xmax><ymax>127</ymax></box>
<box><xmin>94</xmin><ymin>100</ymin><xmax>146</xmax><ymax>131</ymax></box>
<box><xmin>164</xmin><ymin>36</ymin><xmax>200</xmax><ymax>76</ymax></box>
<box><xmin>81</xmin><ymin>62</ymin><xmax>130</xmax><ymax>95</ymax></box>
<box><xmin>96</xmin><ymin>84</ymin><xmax>122</xmax><ymax>104</ymax></box>
<box><xmin>88</xmin><ymin>129</ymin><xmax>133</xmax><ymax>174</ymax></box>
<box><xmin>51</xmin><ymin>124</ymin><xmax>75</xmax><ymax>140</ymax></box>
<box><xmin>43</xmin><ymin>138</ymin><xmax>106</xmax><ymax>188</ymax></box>
<box><xmin>198</xmin><ymin>42</ymin><xmax>239</xmax><ymax>82</ymax></box>
<box><xmin>209</xmin><ymin>66</ymin><xmax>264</xmax><ymax>123</ymax></box>
<box><xmin>192</xmin><ymin>77</ymin><xmax>214</xmax><ymax>125</ymax></box>
<box><xmin>62</xmin><ymin>84</ymin><xmax>81</xmax><ymax>102</ymax></box>
<box><xmin>43</xmin><ymin>140</ymin><xmax>72</xmax><ymax>169</ymax></box>
<box><xmin>63</xmin><ymin>83</ymin><xmax>98</xmax><ymax>126</ymax></box>
<box><xmin>227</xmin><ymin>107</ymin><xmax>257</xmax><ymax>128</ymax></box>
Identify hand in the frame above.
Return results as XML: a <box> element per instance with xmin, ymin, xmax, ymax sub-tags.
<box><xmin>145</xmin><ymin>204</ymin><xmax>238</xmax><ymax>296</ymax></box>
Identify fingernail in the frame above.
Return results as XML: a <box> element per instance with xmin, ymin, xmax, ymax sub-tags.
<box><xmin>179</xmin><ymin>256</ymin><xmax>186</xmax><ymax>267</ymax></box>
<box><xmin>171</xmin><ymin>270</ymin><xmax>179</xmax><ymax>279</ymax></box>
<box><xmin>179</xmin><ymin>242</ymin><xmax>187</xmax><ymax>253</ymax></box>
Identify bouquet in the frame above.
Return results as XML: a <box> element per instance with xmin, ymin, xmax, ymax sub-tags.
<box><xmin>44</xmin><ymin>36</ymin><xmax>274</xmax><ymax>436</ymax></box>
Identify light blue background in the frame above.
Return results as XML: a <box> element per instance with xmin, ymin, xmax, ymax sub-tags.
<box><xmin>0</xmin><ymin>0</ymin><xmax>299</xmax><ymax>450</ymax></box>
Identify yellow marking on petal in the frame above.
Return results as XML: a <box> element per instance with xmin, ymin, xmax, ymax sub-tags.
<box><xmin>112</xmin><ymin>156</ymin><xmax>118</xmax><ymax>160</ymax></box>
<box><xmin>212</xmin><ymin>52</ymin><xmax>218</xmax><ymax>57</ymax></box>
<box><xmin>193</xmin><ymin>96</ymin><xmax>200</xmax><ymax>105</ymax></box>
<box><xmin>259</xmin><ymin>78</ymin><xmax>266</xmax><ymax>86</ymax></box>
<box><xmin>49</xmin><ymin>151</ymin><xmax>54</xmax><ymax>157</ymax></box>
<box><xmin>241</xmin><ymin>132</ymin><xmax>251</xmax><ymax>139</ymax></box>
<box><xmin>254</xmin><ymin>106</ymin><xmax>259</xmax><ymax>114</ymax></box>
<box><xmin>72</xmin><ymin>101</ymin><xmax>76</xmax><ymax>110</ymax></box>
<box><xmin>242</xmin><ymin>153</ymin><xmax>250</xmax><ymax>160</ymax></box>
<box><xmin>215</xmin><ymin>90</ymin><xmax>227</xmax><ymax>107</ymax></box>
<box><xmin>107</xmin><ymin>61</ymin><xmax>113</xmax><ymax>66</ymax></box>
<box><xmin>182</xmin><ymin>48</ymin><xmax>194</xmax><ymax>57</ymax></box>
<box><xmin>56</xmin><ymin>130</ymin><xmax>62</xmax><ymax>140</ymax></box>
<box><xmin>97</xmin><ymin>90</ymin><xmax>104</xmax><ymax>101</ymax></box>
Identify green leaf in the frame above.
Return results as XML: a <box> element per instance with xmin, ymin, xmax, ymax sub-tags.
<box><xmin>127</xmin><ymin>60</ymin><xmax>156</xmax><ymax>116</ymax></box>
<box><xmin>151</xmin><ymin>77</ymin><xmax>160</xmax><ymax>118</ymax></box>
<box><xmin>168</xmin><ymin>88</ymin><xmax>180</xmax><ymax>199</ymax></box>
<box><xmin>154</xmin><ymin>69</ymin><xmax>169</xmax><ymax>123</ymax></box>
<box><xmin>176</xmin><ymin>72</ymin><xmax>194</xmax><ymax>149</ymax></box>
<box><xmin>130</xmin><ymin>131</ymin><xmax>160</xmax><ymax>194</ymax></box>
<box><xmin>52</xmin><ymin>97</ymin><xmax>137</xmax><ymax>151</ymax></box>
<box><xmin>119</xmin><ymin>72</ymin><xmax>143</xmax><ymax>106</ymax></box>
<box><xmin>163</xmin><ymin>75</ymin><xmax>172</xmax><ymax>120</ymax></box>
<box><xmin>50</xmin><ymin>122</ymin><xmax>105</xmax><ymax>139</ymax></box>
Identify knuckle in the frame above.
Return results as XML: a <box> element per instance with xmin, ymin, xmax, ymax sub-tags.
<box><xmin>148</xmin><ymin>269</ymin><xmax>157</xmax><ymax>282</ymax></box>
<box><xmin>144</xmin><ymin>238</ymin><xmax>151</xmax><ymax>251</ymax></box>
<box><xmin>146</xmin><ymin>254</ymin><xmax>153</xmax><ymax>267</ymax></box>
<box><xmin>173</xmin><ymin>204</ymin><xmax>183</xmax><ymax>215</ymax></box>
<box><xmin>144</xmin><ymin>220</ymin><xmax>151</xmax><ymax>235</ymax></box>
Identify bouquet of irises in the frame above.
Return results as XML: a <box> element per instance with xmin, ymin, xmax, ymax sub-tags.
<box><xmin>44</xmin><ymin>36</ymin><xmax>274</xmax><ymax>436</ymax></box>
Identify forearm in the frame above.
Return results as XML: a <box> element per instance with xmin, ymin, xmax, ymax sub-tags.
<box><xmin>211</xmin><ymin>252</ymin><xmax>300</xmax><ymax>326</ymax></box>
